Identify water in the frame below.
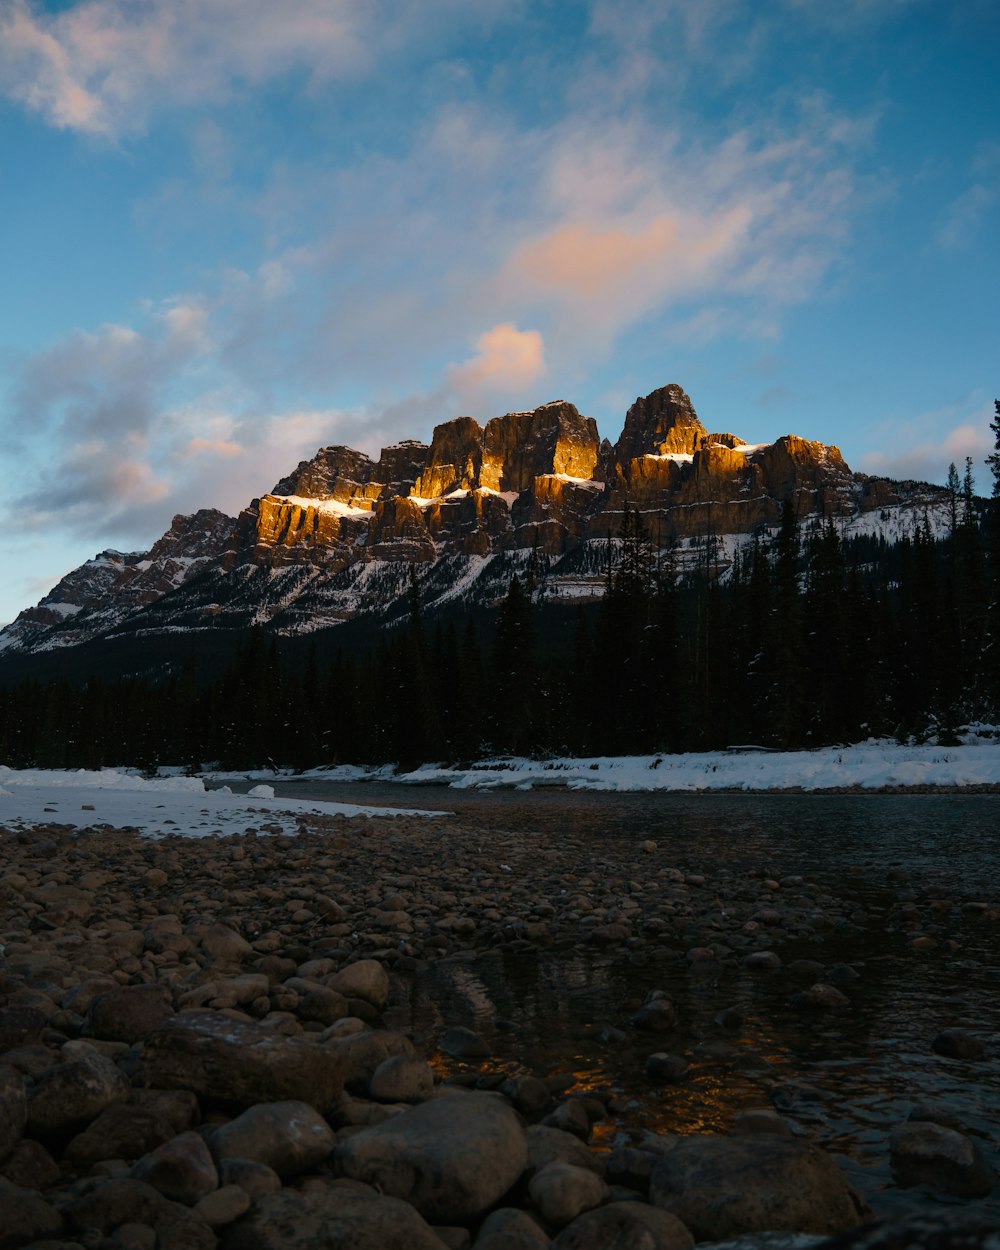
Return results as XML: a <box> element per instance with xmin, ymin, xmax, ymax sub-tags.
<box><xmin>222</xmin><ymin>782</ymin><xmax>1000</xmax><ymax>1217</ymax></box>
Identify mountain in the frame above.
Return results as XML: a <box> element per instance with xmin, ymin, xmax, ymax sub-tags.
<box><xmin>0</xmin><ymin>383</ymin><xmax>951</xmax><ymax>663</ymax></box>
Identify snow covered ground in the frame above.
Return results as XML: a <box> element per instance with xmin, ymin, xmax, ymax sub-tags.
<box><xmin>395</xmin><ymin>740</ymin><xmax>1000</xmax><ymax>792</ymax></box>
<box><xmin>0</xmin><ymin>767</ymin><xmax>448</xmax><ymax>837</ymax></box>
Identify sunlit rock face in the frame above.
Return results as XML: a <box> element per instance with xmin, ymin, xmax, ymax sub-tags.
<box><xmin>0</xmin><ymin>382</ymin><xmax>951</xmax><ymax>651</ymax></box>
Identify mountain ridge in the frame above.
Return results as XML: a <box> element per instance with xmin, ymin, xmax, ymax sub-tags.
<box><xmin>0</xmin><ymin>382</ymin><xmax>951</xmax><ymax>659</ymax></box>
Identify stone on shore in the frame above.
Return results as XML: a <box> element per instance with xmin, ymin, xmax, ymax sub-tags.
<box><xmin>0</xmin><ymin>1064</ymin><xmax>27</xmax><ymax>1162</ymax></box>
<box><xmin>334</xmin><ymin>1092</ymin><xmax>528</xmax><ymax>1223</ymax></box>
<box><xmin>137</xmin><ymin>1011</ymin><xmax>346</xmax><ymax>1109</ymax></box>
<box><xmin>131</xmin><ymin>1129</ymin><xmax>219</xmax><ymax>1204</ymax></box>
<box><xmin>88</xmin><ymin>984</ymin><xmax>174</xmax><ymax>1043</ymax></box>
<box><xmin>474</xmin><ymin>1207</ymin><xmax>551</xmax><ymax>1249</ymax></box>
<box><xmin>220</xmin><ymin>1187</ymin><xmax>449</xmax><ymax>1250</ymax></box>
<box><xmin>649</xmin><ymin>1133</ymin><xmax>869</xmax><ymax>1240</ymax></box>
<box><xmin>210</xmin><ymin>1100</ymin><xmax>335</xmax><ymax>1178</ymax></box>
<box><xmin>326</xmin><ymin>960</ymin><xmax>390</xmax><ymax>1012</ymax></box>
<box><xmin>551</xmin><ymin>1201</ymin><xmax>695</xmax><ymax>1250</ymax></box>
<box><xmin>26</xmin><ymin>1050</ymin><xmax>130</xmax><ymax>1137</ymax></box>
<box><xmin>528</xmin><ymin>1160</ymin><xmax>609</xmax><ymax>1227</ymax></box>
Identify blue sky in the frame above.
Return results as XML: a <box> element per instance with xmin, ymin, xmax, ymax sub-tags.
<box><xmin>1</xmin><ymin>0</ymin><xmax>998</xmax><ymax>624</ymax></box>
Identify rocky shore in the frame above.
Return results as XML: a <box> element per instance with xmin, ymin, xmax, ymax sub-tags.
<box><xmin>0</xmin><ymin>813</ymin><xmax>997</xmax><ymax>1250</ymax></box>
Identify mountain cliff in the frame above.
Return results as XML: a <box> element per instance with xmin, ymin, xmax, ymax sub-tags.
<box><xmin>0</xmin><ymin>383</ymin><xmax>950</xmax><ymax>657</ymax></box>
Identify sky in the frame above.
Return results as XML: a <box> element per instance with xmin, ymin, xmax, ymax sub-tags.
<box><xmin>0</xmin><ymin>0</ymin><xmax>998</xmax><ymax>625</ymax></box>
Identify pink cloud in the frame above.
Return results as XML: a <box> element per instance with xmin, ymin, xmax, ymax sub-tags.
<box><xmin>181</xmin><ymin>437</ymin><xmax>245</xmax><ymax>459</ymax></box>
<box><xmin>449</xmin><ymin>323</ymin><xmax>546</xmax><ymax>400</ymax></box>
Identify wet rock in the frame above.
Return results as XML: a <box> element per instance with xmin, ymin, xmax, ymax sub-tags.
<box><xmin>791</xmin><ymin>983</ymin><xmax>850</xmax><ymax>1010</ymax></box>
<box><xmin>645</xmin><ymin>1053</ymin><xmax>690</xmax><ymax>1083</ymax></box>
<box><xmin>88</xmin><ymin>985</ymin><xmax>174</xmax><ymax>1044</ymax></box>
<box><xmin>0</xmin><ymin>1182</ymin><xmax>65</xmax><ymax>1246</ymax></box>
<box><xmin>334</xmin><ymin>1092</ymin><xmax>528</xmax><ymax>1223</ymax></box>
<box><xmin>326</xmin><ymin>960</ymin><xmax>390</xmax><ymax>1012</ymax></box>
<box><xmin>0</xmin><ymin>1064</ymin><xmax>26</xmax><ymax>1162</ymax></box>
<box><xmin>931</xmin><ymin>1029</ymin><xmax>985</xmax><ymax>1060</ymax></box>
<box><xmin>473</xmin><ymin>1207</ymin><xmax>551</xmax><ymax>1249</ymax></box>
<box><xmin>888</xmin><ymin>1120</ymin><xmax>997</xmax><ymax>1198</ymax></box>
<box><xmin>606</xmin><ymin>1145</ymin><xmax>659</xmax><ymax>1193</ymax></box>
<box><xmin>528</xmin><ymin>1160</ymin><xmax>609</xmax><ymax>1227</ymax></box>
<box><xmin>551</xmin><ymin>1201</ymin><xmax>694</xmax><ymax>1250</ymax></box>
<box><xmin>369</xmin><ymin>1054</ymin><xmax>435</xmax><ymax>1103</ymax></box>
<box><xmin>210</xmin><ymin>1100</ymin><xmax>335</xmax><ymax>1178</ymax></box>
<box><xmin>649</xmin><ymin>1133</ymin><xmax>869</xmax><ymax>1240</ymax></box>
<box><xmin>731</xmin><ymin>1110</ymin><xmax>794</xmax><ymax>1137</ymax></box>
<box><xmin>500</xmin><ymin>1075</ymin><xmax>552</xmax><ymax>1115</ymax></box>
<box><xmin>633</xmin><ymin>992</ymin><xmax>678</xmax><ymax>1032</ymax></box>
<box><xmin>131</xmin><ymin>1129</ymin><xmax>219</xmax><ymax>1204</ymax></box>
<box><xmin>542</xmin><ymin>1099</ymin><xmax>591</xmax><ymax>1141</ymax></box>
<box><xmin>742</xmin><ymin>951</ymin><xmax>782</xmax><ymax>972</ymax></box>
<box><xmin>219</xmin><ymin>1187</ymin><xmax>448</xmax><ymax>1250</ymax></box>
<box><xmin>440</xmin><ymin>1026</ymin><xmax>492</xmax><ymax>1059</ymax></box>
<box><xmin>27</xmin><ymin>1050</ymin><xmax>130</xmax><ymax>1137</ymax></box>
<box><xmin>331</xmin><ymin>1028</ymin><xmax>416</xmax><ymax>1090</ymax></box>
<box><xmin>137</xmin><ymin>1011</ymin><xmax>346</xmax><ymax>1109</ymax></box>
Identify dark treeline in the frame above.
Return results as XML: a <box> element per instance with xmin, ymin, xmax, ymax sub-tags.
<box><xmin>3</xmin><ymin>458</ymin><xmax>1000</xmax><ymax>771</ymax></box>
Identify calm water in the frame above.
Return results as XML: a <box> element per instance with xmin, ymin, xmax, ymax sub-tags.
<box><xmin>226</xmin><ymin>782</ymin><xmax>1000</xmax><ymax>1218</ymax></box>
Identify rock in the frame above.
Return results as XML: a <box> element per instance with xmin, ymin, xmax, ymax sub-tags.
<box><xmin>369</xmin><ymin>1054</ymin><xmax>435</xmax><ymax>1103</ymax></box>
<box><xmin>500</xmin><ymin>1075</ymin><xmax>552</xmax><ymax>1115</ymax></box>
<box><xmin>137</xmin><ymin>1010</ymin><xmax>346</xmax><ymax>1109</ymax></box>
<box><xmin>0</xmin><ymin>1064</ymin><xmax>26</xmax><ymax>1162</ymax></box>
<box><xmin>743</xmin><ymin>951</ymin><xmax>782</xmax><ymax>972</ymax></box>
<box><xmin>330</xmin><ymin>1028</ymin><xmax>416</xmax><ymax>1090</ymax></box>
<box><xmin>606</xmin><ymin>1146</ymin><xmax>660</xmax><ymax>1192</ymax></box>
<box><xmin>218</xmin><ymin>1157</ymin><xmax>283</xmax><ymax>1198</ymax></box>
<box><xmin>633</xmin><ymin>993</ymin><xmax>678</xmax><ymax>1032</ymax></box>
<box><xmin>0</xmin><ymin>1005</ymin><xmax>47</xmax><ymax>1054</ymax></box>
<box><xmin>931</xmin><ymin>1029</ymin><xmax>985</xmax><ymax>1060</ymax></box>
<box><xmin>440</xmin><ymin>1026</ymin><xmax>492</xmax><ymax>1059</ymax></box>
<box><xmin>551</xmin><ymin>1201</ymin><xmax>694</xmax><ymax>1250</ymax></box>
<box><xmin>64</xmin><ymin>1177</ymin><xmax>216</xmax><ymax>1249</ymax></box>
<box><xmin>474</xmin><ymin>1207</ymin><xmax>551</xmax><ymax>1249</ymax></box>
<box><xmin>335</xmin><ymin>1092</ymin><xmax>528</xmax><ymax>1223</ymax></box>
<box><xmin>66</xmin><ymin>1101</ymin><xmax>179</xmax><ymax>1165</ymax></box>
<box><xmin>792</xmin><ymin>983</ymin><xmax>850</xmax><ymax>1010</ymax></box>
<box><xmin>219</xmin><ymin>1187</ymin><xmax>448</xmax><ymax>1250</ymax></box>
<box><xmin>88</xmin><ymin>984</ymin><xmax>174</xmax><ymax>1043</ymax></box>
<box><xmin>731</xmin><ymin>1110</ymin><xmax>794</xmax><ymax>1137</ymax></box>
<box><xmin>0</xmin><ymin>1136</ymin><xmax>61</xmax><ymax>1190</ymax></box>
<box><xmin>645</xmin><ymin>1053</ymin><xmax>689</xmax><ymax>1083</ymax></box>
<box><xmin>649</xmin><ymin>1133</ymin><xmax>868</xmax><ymax>1240</ymax></box>
<box><xmin>210</xmin><ymin>1100</ymin><xmax>335</xmax><ymax>1178</ymax></box>
<box><xmin>27</xmin><ymin>1050</ymin><xmax>130</xmax><ymax>1136</ymax></box>
<box><xmin>132</xmin><ymin>1129</ymin><xmax>219</xmax><ymax>1204</ymax></box>
<box><xmin>326</xmin><ymin>960</ymin><xmax>390</xmax><ymax>1011</ymax></box>
<box><xmin>0</xmin><ymin>1183</ymin><xmax>65</xmax><ymax>1247</ymax></box>
<box><xmin>201</xmin><ymin>924</ymin><xmax>254</xmax><ymax>964</ymax></box>
<box><xmin>526</xmin><ymin>1126</ymin><xmax>605</xmax><ymax>1178</ymax></box>
<box><xmin>889</xmin><ymin>1120</ymin><xmax>997</xmax><ymax>1198</ymax></box>
<box><xmin>195</xmin><ymin>1183</ymin><xmax>252</xmax><ymax>1227</ymax></box>
<box><xmin>528</xmin><ymin>1161</ymin><xmax>609</xmax><ymax>1227</ymax></box>
<box><xmin>113</xmin><ymin>1222</ymin><xmax>159</xmax><ymax>1250</ymax></box>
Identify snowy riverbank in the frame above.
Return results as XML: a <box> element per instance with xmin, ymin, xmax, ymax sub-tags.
<box><xmin>0</xmin><ymin>766</ymin><xmax>448</xmax><ymax>836</ymax></box>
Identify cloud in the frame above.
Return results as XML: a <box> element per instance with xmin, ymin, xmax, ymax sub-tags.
<box><xmin>0</xmin><ymin>0</ymin><xmax>517</xmax><ymax>137</ymax></box>
<box><xmin>857</xmin><ymin>401</ymin><xmax>995</xmax><ymax>488</ymax></box>
<box><xmin>936</xmin><ymin>144</ymin><xmax>1000</xmax><ymax>250</ymax></box>
<box><xmin>449</xmin><ymin>323</ymin><xmax>545</xmax><ymax>402</ymax></box>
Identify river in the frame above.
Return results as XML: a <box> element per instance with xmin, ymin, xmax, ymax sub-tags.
<box><xmin>217</xmin><ymin>781</ymin><xmax>1000</xmax><ymax>1218</ymax></box>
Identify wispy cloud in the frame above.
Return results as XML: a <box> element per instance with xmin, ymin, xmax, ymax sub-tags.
<box><xmin>857</xmin><ymin>398</ymin><xmax>995</xmax><ymax>488</ymax></box>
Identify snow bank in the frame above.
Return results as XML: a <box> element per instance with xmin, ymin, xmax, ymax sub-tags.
<box><xmin>396</xmin><ymin>741</ymin><xmax>1000</xmax><ymax>792</ymax></box>
<box><xmin>0</xmin><ymin>766</ymin><xmax>448</xmax><ymax>837</ymax></box>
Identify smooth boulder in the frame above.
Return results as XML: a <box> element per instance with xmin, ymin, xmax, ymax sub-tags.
<box><xmin>335</xmin><ymin>1092</ymin><xmax>528</xmax><ymax>1223</ymax></box>
<box><xmin>220</xmin><ymin>1187</ymin><xmax>448</xmax><ymax>1250</ymax></box>
<box><xmin>649</xmin><ymin>1133</ymin><xmax>868</xmax><ymax>1240</ymax></box>
<box><xmin>210</xmin><ymin>1100</ymin><xmax>335</xmax><ymax>1178</ymax></box>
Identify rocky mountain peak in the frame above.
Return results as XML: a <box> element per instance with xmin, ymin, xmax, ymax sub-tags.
<box><xmin>615</xmin><ymin>383</ymin><xmax>708</xmax><ymax>463</ymax></box>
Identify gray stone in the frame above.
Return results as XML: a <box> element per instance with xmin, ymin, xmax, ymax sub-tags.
<box><xmin>27</xmin><ymin>1051</ymin><xmax>130</xmax><ymax>1136</ymax></box>
<box><xmin>649</xmin><ymin>1133</ymin><xmax>868</xmax><ymax>1240</ymax></box>
<box><xmin>66</xmin><ymin>1101</ymin><xmax>179</xmax><ymax>1166</ymax></box>
<box><xmin>64</xmin><ymin>1178</ymin><xmax>216</xmax><ymax>1249</ymax></box>
<box><xmin>132</xmin><ymin>1129</ymin><xmax>219</xmax><ymax>1204</ymax></box>
<box><xmin>138</xmin><ymin>1011</ymin><xmax>346</xmax><ymax>1110</ymax></box>
<box><xmin>889</xmin><ymin>1120</ymin><xmax>997</xmax><ymax>1198</ymax></box>
<box><xmin>335</xmin><ymin>1092</ymin><xmax>528</xmax><ymax>1223</ymax></box>
<box><xmin>218</xmin><ymin>1156</ymin><xmax>283</xmax><ymax>1198</ymax></box>
<box><xmin>0</xmin><ymin>1183</ymin><xmax>65</xmax><ymax>1248</ymax></box>
<box><xmin>474</xmin><ymin>1207</ymin><xmax>551</xmax><ymax>1249</ymax></box>
<box><xmin>440</xmin><ymin>1026</ymin><xmax>491</xmax><ymax>1059</ymax></box>
<box><xmin>369</xmin><ymin>1054</ymin><xmax>435</xmax><ymax>1103</ymax></box>
<box><xmin>931</xmin><ymin>1029</ymin><xmax>985</xmax><ymax>1060</ymax></box>
<box><xmin>210</xmin><ymin>1100</ymin><xmax>335</xmax><ymax>1178</ymax></box>
<box><xmin>526</xmin><ymin>1126</ymin><xmax>604</xmax><ymax>1178</ymax></box>
<box><xmin>551</xmin><ymin>1201</ymin><xmax>694</xmax><ymax>1250</ymax></box>
<box><xmin>195</xmin><ymin>1183</ymin><xmax>252</xmax><ymax>1227</ymax></box>
<box><xmin>528</xmin><ymin>1161</ymin><xmax>609</xmax><ymax>1227</ymax></box>
<box><xmin>219</xmin><ymin>1187</ymin><xmax>448</xmax><ymax>1249</ymax></box>
<box><xmin>326</xmin><ymin>960</ymin><xmax>389</xmax><ymax>1011</ymax></box>
<box><xmin>88</xmin><ymin>985</ymin><xmax>174</xmax><ymax>1044</ymax></box>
